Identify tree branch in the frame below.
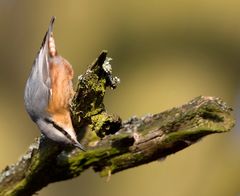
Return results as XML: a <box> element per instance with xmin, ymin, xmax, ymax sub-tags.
<box><xmin>0</xmin><ymin>51</ymin><xmax>235</xmax><ymax>196</ymax></box>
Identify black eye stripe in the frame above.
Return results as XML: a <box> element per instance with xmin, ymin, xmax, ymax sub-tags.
<box><xmin>44</xmin><ymin>118</ymin><xmax>77</xmax><ymax>145</ymax></box>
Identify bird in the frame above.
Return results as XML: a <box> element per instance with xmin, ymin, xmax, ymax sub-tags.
<box><xmin>24</xmin><ymin>16</ymin><xmax>85</xmax><ymax>151</ymax></box>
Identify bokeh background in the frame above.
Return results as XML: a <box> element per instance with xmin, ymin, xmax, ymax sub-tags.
<box><xmin>0</xmin><ymin>0</ymin><xmax>240</xmax><ymax>195</ymax></box>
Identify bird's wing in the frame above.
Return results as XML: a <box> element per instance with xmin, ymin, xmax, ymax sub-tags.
<box><xmin>24</xmin><ymin>17</ymin><xmax>55</xmax><ymax>120</ymax></box>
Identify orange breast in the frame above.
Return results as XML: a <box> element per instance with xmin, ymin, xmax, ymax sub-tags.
<box><xmin>47</xmin><ymin>55</ymin><xmax>74</xmax><ymax>128</ymax></box>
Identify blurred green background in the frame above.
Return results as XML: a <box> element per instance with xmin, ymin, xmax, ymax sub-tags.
<box><xmin>0</xmin><ymin>0</ymin><xmax>240</xmax><ymax>195</ymax></box>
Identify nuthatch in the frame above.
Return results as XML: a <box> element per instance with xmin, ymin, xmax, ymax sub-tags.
<box><xmin>24</xmin><ymin>17</ymin><xmax>85</xmax><ymax>151</ymax></box>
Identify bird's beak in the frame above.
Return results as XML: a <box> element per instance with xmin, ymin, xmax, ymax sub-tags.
<box><xmin>74</xmin><ymin>141</ymin><xmax>86</xmax><ymax>152</ymax></box>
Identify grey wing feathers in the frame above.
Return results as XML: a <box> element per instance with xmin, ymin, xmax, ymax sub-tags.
<box><xmin>24</xmin><ymin>51</ymin><xmax>50</xmax><ymax>121</ymax></box>
<box><xmin>24</xmin><ymin>17</ymin><xmax>55</xmax><ymax>121</ymax></box>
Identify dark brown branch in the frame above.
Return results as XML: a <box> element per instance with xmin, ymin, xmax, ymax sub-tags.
<box><xmin>0</xmin><ymin>51</ymin><xmax>235</xmax><ymax>196</ymax></box>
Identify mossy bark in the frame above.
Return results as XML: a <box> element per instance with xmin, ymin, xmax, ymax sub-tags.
<box><xmin>0</xmin><ymin>51</ymin><xmax>235</xmax><ymax>196</ymax></box>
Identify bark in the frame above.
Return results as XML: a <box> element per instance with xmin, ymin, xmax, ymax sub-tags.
<box><xmin>0</xmin><ymin>51</ymin><xmax>235</xmax><ymax>196</ymax></box>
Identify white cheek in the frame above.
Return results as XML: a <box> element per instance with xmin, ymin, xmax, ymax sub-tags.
<box><xmin>36</xmin><ymin>119</ymin><xmax>71</xmax><ymax>144</ymax></box>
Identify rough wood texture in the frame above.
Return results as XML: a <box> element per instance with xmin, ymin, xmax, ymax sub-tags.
<box><xmin>0</xmin><ymin>51</ymin><xmax>235</xmax><ymax>196</ymax></box>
